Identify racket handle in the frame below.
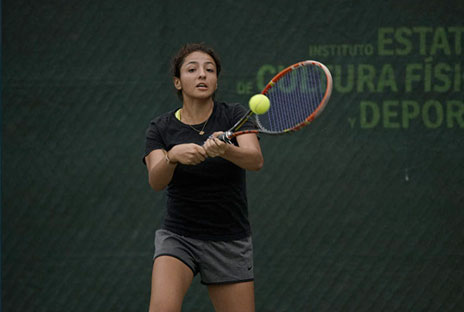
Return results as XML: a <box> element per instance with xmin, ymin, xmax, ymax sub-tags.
<box><xmin>218</xmin><ymin>131</ymin><xmax>233</xmax><ymax>144</ymax></box>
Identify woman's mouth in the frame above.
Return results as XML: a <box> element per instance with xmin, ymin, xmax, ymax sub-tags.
<box><xmin>196</xmin><ymin>83</ymin><xmax>208</xmax><ymax>90</ymax></box>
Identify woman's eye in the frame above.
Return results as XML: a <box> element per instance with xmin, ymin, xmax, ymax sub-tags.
<box><xmin>187</xmin><ymin>68</ymin><xmax>196</xmax><ymax>73</ymax></box>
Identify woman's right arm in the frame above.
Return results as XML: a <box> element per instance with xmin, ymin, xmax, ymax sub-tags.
<box><xmin>145</xmin><ymin>149</ymin><xmax>177</xmax><ymax>192</ymax></box>
<box><xmin>145</xmin><ymin>144</ymin><xmax>208</xmax><ymax>191</ymax></box>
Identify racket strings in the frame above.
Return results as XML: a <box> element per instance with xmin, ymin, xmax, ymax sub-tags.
<box><xmin>258</xmin><ymin>65</ymin><xmax>325</xmax><ymax>132</ymax></box>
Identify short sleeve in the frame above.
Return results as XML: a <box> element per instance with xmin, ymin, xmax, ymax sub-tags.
<box><xmin>142</xmin><ymin>120</ymin><xmax>165</xmax><ymax>164</ymax></box>
<box><xmin>231</xmin><ymin>103</ymin><xmax>257</xmax><ymax>131</ymax></box>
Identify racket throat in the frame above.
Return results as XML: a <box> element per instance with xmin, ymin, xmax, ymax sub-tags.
<box><xmin>219</xmin><ymin>131</ymin><xmax>233</xmax><ymax>144</ymax></box>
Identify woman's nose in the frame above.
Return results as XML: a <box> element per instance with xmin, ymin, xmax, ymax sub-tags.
<box><xmin>198</xmin><ymin>68</ymin><xmax>206</xmax><ymax>78</ymax></box>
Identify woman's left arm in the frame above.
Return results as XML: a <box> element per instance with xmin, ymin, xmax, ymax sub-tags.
<box><xmin>203</xmin><ymin>132</ymin><xmax>264</xmax><ymax>171</ymax></box>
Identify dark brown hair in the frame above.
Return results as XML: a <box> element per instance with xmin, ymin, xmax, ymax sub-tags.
<box><xmin>171</xmin><ymin>43</ymin><xmax>222</xmax><ymax>100</ymax></box>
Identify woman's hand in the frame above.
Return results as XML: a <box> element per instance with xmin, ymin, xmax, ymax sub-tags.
<box><xmin>168</xmin><ymin>143</ymin><xmax>208</xmax><ymax>165</ymax></box>
<box><xmin>203</xmin><ymin>132</ymin><xmax>229</xmax><ymax>158</ymax></box>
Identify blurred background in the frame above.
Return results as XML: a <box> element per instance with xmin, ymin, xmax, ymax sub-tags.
<box><xmin>2</xmin><ymin>0</ymin><xmax>463</xmax><ymax>311</ymax></box>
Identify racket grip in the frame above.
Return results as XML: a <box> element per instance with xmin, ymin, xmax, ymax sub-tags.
<box><xmin>218</xmin><ymin>131</ymin><xmax>233</xmax><ymax>144</ymax></box>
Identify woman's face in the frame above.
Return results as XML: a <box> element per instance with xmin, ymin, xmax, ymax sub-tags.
<box><xmin>174</xmin><ymin>51</ymin><xmax>218</xmax><ymax>101</ymax></box>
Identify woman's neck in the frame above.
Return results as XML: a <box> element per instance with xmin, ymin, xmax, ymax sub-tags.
<box><xmin>180</xmin><ymin>98</ymin><xmax>214</xmax><ymax>124</ymax></box>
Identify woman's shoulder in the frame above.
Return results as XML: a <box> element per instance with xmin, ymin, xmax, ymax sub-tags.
<box><xmin>148</xmin><ymin>109</ymin><xmax>178</xmax><ymax>127</ymax></box>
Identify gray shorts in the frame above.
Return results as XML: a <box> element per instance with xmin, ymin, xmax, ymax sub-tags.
<box><xmin>154</xmin><ymin>229</ymin><xmax>254</xmax><ymax>285</ymax></box>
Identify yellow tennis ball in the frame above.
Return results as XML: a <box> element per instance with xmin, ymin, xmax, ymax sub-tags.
<box><xmin>249</xmin><ymin>94</ymin><xmax>270</xmax><ymax>114</ymax></box>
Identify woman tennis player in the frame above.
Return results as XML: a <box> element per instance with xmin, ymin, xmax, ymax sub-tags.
<box><xmin>143</xmin><ymin>43</ymin><xmax>263</xmax><ymax>312</ymax></box>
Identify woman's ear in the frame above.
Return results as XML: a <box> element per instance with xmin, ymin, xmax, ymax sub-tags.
<box><xmin>173</xmin><ymin>77</ymin><xmax>182</xmax><ymax>90</ymax></box>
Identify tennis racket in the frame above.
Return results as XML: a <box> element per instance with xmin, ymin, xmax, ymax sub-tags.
<box><xmin>218</xmin><ymin>60</ymin><xmax>333</xmax><ymax>143</ymax></box>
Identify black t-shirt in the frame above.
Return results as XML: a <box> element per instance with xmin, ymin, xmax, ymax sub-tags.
<box><xmin>143</xmin><ymin>102</ymin><xmax>256</xmax><ymax>241</ymax></box>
